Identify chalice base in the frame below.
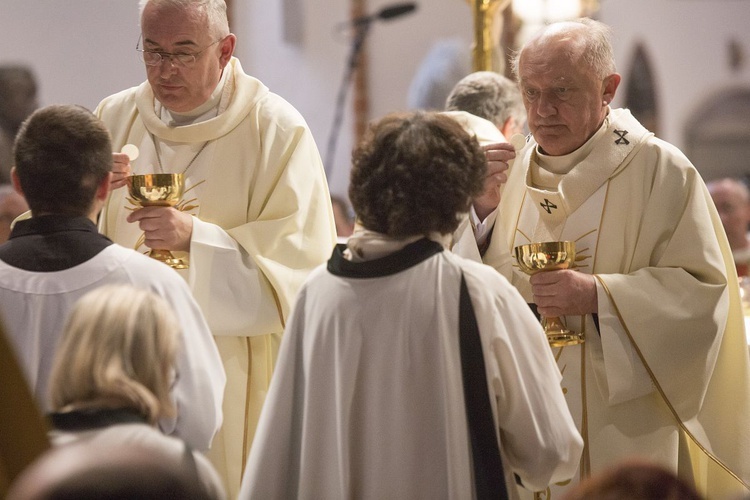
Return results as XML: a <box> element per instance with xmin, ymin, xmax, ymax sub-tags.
<box><xmin>542</xmin><ymin>317</ymin><xmax>584</xmax><ymax>347</ymax></box>
<box><xmin>148</xmin><ymin>249</ymin><xmax>189</xmax><ymax>270</ymax></box>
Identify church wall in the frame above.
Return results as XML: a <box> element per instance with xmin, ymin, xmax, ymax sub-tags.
<box><xmin>0</xmin><ymin>1</ymin><xmax>748</xmax><ymax>189</ymax></box>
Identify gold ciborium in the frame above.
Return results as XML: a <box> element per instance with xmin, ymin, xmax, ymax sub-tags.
<box><xmin>126</xmin><ymin>173</ymin><xmax>188</xmax><ymax>269</ymax></box>
<box><xmin>514</xmin><ymin>241</ymin><xmax>584</xmax><ymax>347</ymax></box>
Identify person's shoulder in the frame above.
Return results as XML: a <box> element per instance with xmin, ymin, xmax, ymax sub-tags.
<box><xmin>95</xmin><ymin>85</ymin><xmax>142</xmax><ymax>127</ymax></box>
<box><xmin>96</xmin><ymin>86</ymin><xmax>139</xmax><ymax>113</ymax></box>
<box><xmin>108</xmin><ymin>244</ymin><xmax>188</xmax><ymax>286</ymax></box>
<box><xmin>445</xmin><ymin>250</ymin><xmax>511</xmax><ymax>288</ymax></box>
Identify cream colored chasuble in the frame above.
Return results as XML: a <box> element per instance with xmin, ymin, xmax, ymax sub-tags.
<box><xmin>509</xmin><ymin>116</ymin><xmax>652</xmax><ymax>498</ymax></box>
<box><xmin>500</xmin><ymin>110</ymin><xmax>750</xmax><ymax>499</ymax></box>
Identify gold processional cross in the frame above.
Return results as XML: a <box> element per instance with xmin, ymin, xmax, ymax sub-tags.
<box><xmin>469</xmin><ymin>0</ymin><xmax>512</xmax><ymax>72</ymax></box>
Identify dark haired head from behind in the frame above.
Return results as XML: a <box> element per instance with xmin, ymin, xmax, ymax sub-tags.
<box><xmin>562</xmin><ymin>459</ymin><xmax>704</xmax><ymax>500</ymax></box>
<box><xmin>12</xmin><ymin>104</ymin><xmax>112</xmax><ymax>217</ymax></box>
<box><xmin>348</xmin><ymin>111</ymin><xmax>486</xmax><ymax>238</ymax></box>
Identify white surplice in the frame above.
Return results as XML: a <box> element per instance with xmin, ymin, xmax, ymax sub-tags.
<box><xmin>239</xmin><ymin>237</ymin><xmax>582</xmax><ymax>500</ymax></box>
<box><xmin>0</xmin><ymin>244</ymin><xmax>225</xmax><ymax>452</ymax></box>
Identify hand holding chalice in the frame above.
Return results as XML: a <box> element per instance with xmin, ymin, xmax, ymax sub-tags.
<box><xmin>126</xmin><ymin>173</ymin><xmax>188</xmax><ymax>269</ymax></box>
<box><xmin>514</xmin><ymin>241</ymin><xmax>584</xmax><ymax>347</ymax></box>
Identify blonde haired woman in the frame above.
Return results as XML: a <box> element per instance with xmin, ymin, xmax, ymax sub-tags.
<box><xmin>46</xmin><ymin>285</ymin><xmax>225</xmax><ymax>499</ymax></box>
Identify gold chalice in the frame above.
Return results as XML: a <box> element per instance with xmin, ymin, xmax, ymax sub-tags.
<box><xmin>126</xmin><ymin>173</ymin><xmax>188</xmax><ymax>269</ymax></box>
<box><xmin>514</xmin><ymin>241</ymin><xmax>584</xmax><ymax>347</ymax></box>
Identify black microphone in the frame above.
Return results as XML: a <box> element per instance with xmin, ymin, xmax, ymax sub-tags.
<box><xmin>351</xmin><ymin>3</ymin><xmax>417</xmax><ymax>26</ymax></box>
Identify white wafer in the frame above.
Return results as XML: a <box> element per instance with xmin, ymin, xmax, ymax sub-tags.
<box><xmin>510</xmin><ymin>133</ymin><xmax>527</xmax><ymax>152</ymax></box>
<box><xmin>121</xmin><ymin>144</ymin><xmax>140</xmax><ymax>161</ymax></box>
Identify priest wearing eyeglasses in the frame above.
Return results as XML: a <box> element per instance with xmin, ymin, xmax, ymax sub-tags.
<box><xmin>94</xmin><ymin>0</ymin><xmax>337</xmax><ymax>497</ymax></box>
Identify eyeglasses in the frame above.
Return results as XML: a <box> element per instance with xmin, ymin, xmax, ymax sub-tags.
<box><xmin>136</xmin><ymin>36</ymin><xmax>221</xmax><ymax>67</ymax></box>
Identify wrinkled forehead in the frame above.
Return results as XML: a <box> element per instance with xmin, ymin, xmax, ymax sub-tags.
<box><xmin>518</xmin><ymin>28</ymin><xmax>588</xmax><ymax>82</ymax></box>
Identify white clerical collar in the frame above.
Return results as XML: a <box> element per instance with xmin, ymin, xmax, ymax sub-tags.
<box><xmin>156</xmin><ymin>68</ymin><xmax>229</xmax><ymax>126</ymax></box>
<box><xmin>531</xmin><ymin>112</ymin><xmax>610</xmax><ymax>190</ymax></box>
<box><xmin>535</xmin><ymin>112</ymin><xmax>611</xmax><ymax>175</ymax></box>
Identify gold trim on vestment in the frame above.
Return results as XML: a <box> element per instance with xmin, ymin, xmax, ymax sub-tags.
<box><xmin>595</xmin><ymin>276</ymin><xmax>750</xmax><ymax>491</ymax></box>
<box><xmin>241</xmin><ymin>336</ymin><xmax>253</xmax><ymax>475</ymax></box>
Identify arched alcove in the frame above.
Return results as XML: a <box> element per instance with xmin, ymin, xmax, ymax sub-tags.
<box><xmin>684</xmin><ymin>87</ymin><xmax>750</xmax><ymax>181</ymax></box>
<box><xmin>624</xmin><ymin>42</ymin><xmax>660</xmax><ymax>136</ymax></box>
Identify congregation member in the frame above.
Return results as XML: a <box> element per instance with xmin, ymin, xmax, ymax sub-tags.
<box><xmin>239</xmin><ymin>111</ymin><xmax>582</xmax><ymax>499</ymax></box>
<box><xmin>707</xmin><ymin>177</ymin><xmax>750</xmax><ymax>277</ymax></box>
<box><xmin>0</xmin><ymin>65</ymin><xmax>39</xmax><ymax>184</ymax></box>
<box><xmin>95</xmin><ymin>0</ymin><xmax>337</xmax><ymax>493</ymax></box>
<box><xmin>482</xmin><ymin>18</ymin><xmax>750</xmax><ymax>497</ymax></box>
<box><xmin>0</xmin><ymin>184</ymin><xmax>28</xmax><ymax>244</ymax></box>
<box><xmin>42</xmin><ymin>285</ymin><xmax>225</xmax><ymax>499</ymax></box>
<box><xmin>443</xmin><ymin>71</ymin><xmax>524</xmax><ymax>261</ymax></box>
<box><xmin>0</xmin><ymin>104</ymin><xmax>225</xmax><ymax>453</ymax></box>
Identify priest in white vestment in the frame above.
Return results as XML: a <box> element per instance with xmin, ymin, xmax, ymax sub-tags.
<box><xmin>240</xmin><ymin>111</ymin><xmax>582</xmax><ymax>500</ymax></box>
<box><xmin>95</xmin><ymin>1</ymin><xmax>337</xmax><ymax>495</ymax></box>
<box><xmin>481</xmin><ymin>18</ymin><xmax>750</xmax><ymax>499</ymax></box>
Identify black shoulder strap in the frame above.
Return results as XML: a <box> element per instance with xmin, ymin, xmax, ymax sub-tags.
<box><xmin>459</xmin><ymin>274</ymin><xmax>509</xmax><ymax>500</ymax></box>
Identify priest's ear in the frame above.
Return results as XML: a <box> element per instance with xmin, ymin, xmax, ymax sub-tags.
<box><xmin>602</xmin><ymin>73</ymin><xmax>621</xmax><ymax>106</ymax></box>
<box><xmin>218</xmin><ymin>34</ymin><xmax>237</xmax><ymax>68</ymax></box>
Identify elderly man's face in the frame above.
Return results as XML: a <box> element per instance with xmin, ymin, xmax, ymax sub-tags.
<box><xmin>140</xmin><ymin>3</ymin><xmax>232</xmax><ymax>113</ymax></box>
<box><xmin>518</xmin><ymin>35</ymin><xmax>617</xmax><ymax>156</ymax></box>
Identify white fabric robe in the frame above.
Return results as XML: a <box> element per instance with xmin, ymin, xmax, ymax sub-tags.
<box><xmin>95</xmin><ymin>57</ymin><xmax>337</xmax><ymax>496</ymax></box>
<box><xmin>239</xmin><ymin>241</ymin><xmax>582</xmax><ymax>500</ymax></box>
<box><xmin>485</xmin><ymin>108</ymin><xmax>750</xmax><ymax>498</ymax></box>
<box><xmin>0</xmin><ymin>244</ymin><xmax>225</xmax><ymax>452</ymax></box>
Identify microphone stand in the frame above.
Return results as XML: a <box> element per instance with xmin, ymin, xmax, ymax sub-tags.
<box><xmin>324</xmin><ymin>22</ymin><xmax>371</xmax><ymax>178</ymax></box>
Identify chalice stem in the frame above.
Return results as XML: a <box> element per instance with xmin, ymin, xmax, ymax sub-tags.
<box><xmin>147</xmin><ymin>248</ymin><xmax>188</xmax><ymax>270</ymax></box>
<box><xmin>542</xmin><ymin>316</ymin><xmax>568</xmax><ymax>335</ymax></box>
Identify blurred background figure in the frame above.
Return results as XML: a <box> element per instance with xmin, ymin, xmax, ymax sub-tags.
<box><xmin>445</xmin><ymin>70</ymin><xmax>526</xmax><ymax>139</ymax></box>
<box><xmin>0</xmin><ymin>185</ymin><xmax>28</xmax><ymax>244</ymax></box>
<box><xmin>707</xmin><ymin>177</ymin><xmax>750</xmax><ymax>277</ymax></box>
<box><xmin>562</xmin><ymin>458</ymin><xmax>704</xmax><ymax>500</ymax></box>
<box><xmin>40</xmin><ymin>284</ymin><xmax>225</xmax><ymax>499</ymax></box>
<box><xmin>7</xmin><ymin>440</ymin><xmax>219</xmax><ymax>500</ymax></box>
<box><xmin>407</xmin><ymin>37</ymin><xmax>471</xmax><ymax>111</ymax></box>
<box><xmin>443</xmin><ymin>71</ymin><xmax>523</xmax><ymax>262</ymax></box>
<box><xmin>330</xmin><ymin>194</ymin><xmax>355</xmax><ymax>241</ymax></box>
<box><xmin>0</xmin><ymin>65</ymin><xmax>39</xmax><ymax>185</ymax></box>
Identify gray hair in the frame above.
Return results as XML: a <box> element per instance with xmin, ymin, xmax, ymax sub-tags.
<box><xmin>445</xmin><ymin>71</ymin><xmax>525</xmax><ymax>129</ymax></box>
<box><xmin>139</xmin><ymin>0</ymin><xmax>230</xmax><ymax>39</ymax></box>
<box><xmin>511</xmin><ymin>17</ymin><xmax>616</xmax><ymax>81</ymax></box>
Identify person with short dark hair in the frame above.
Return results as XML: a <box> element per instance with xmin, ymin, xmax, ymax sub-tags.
<box><xmin>239</xmin><ymin>111</ymin><xmax>582</xmax><ymax>499</ymax></box>
<box><xmin>562</xmin><ymin>459</ymin><xmax>704</xmax><ymax>500</ymax></box>
<box><xmin>0</xmin><ymin>104</ymin><xmax>225</xmax><ymax>453</ymax></box>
